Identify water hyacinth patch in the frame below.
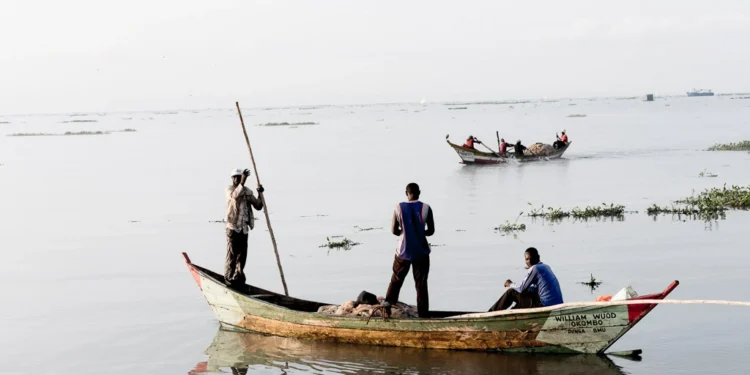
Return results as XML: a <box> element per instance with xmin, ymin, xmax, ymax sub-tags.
<box><xmin>706</xmin><ymin>141</ymin><xmax>750</xmax><ymax>151</ymax></box>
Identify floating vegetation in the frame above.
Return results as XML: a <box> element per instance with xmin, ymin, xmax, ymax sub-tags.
<box><xmin>698</xmin><ymin>169</ymin><xmax>718</xmax><ymax>178</ymax></box>
<box><xmin>646</xmin><ymin>204</ymin><xmax>704</xmax><ymax>217</ymax></box>
<box><xmin>527</xmin><ymin>203</ymin><xmax>625</xmax><ymax>220</ymax></box>
<box><xmin>258</xmin><ymin>122</ymin><xmax>318</xmax><ymax>127</ymax></box>
<box><xmin>128</xmin><ymin>220</ymin><xmax>141</xmax><ymax>223</ymax></box>
<box><xmin>300</xmin><ymin>214</ymin><xmax>328</xmax><ymax>218</ymax></box>
<box><xmin>647</xmin><ymin>184</ymin><xmax>750</xmax><ymax>221</ymax></box>
<box><xmin>0</xmin><ymin>121</ymin><xmax>10</xmax><ymax>124</ymax></box>
<box><xmin>354</xmin><ymin>226</ymin><xmax>383</xmax><ymax>232</ymax></box>
<box><xmin>494</xmin><ymin>212</ymin><xmax>526</xmax><ymax>234</ymax></box>
<box><xmin>448</xmin><ymin>107</ymin><xmax>468</xmax><ymax>110</ymax></box>
<box><xmin>579</xmin><ymin>274</ymin><xmax>602</xmax><ymax>291</ymax></box>
<box><xmin>7</xmin><ymin>129</ymin><xmax>135</xmax><ymax>137</ymax></box>
<box><xmin>566</xmin><ymin>114</ymin><xmax>587</xmax><ymax>118</ymax></box>
<box><xmin>571</xmin><ymin>204</ymin><xmax>625</xmax><ymax>219</ymax></box>
<box><xmin>320</xmin><ymin>237</ymin><xmax>360</xmax><ymax>251</ymax></box>
<box><xmin>60</xmin><ymin>119</ymin><xmax>98</xmax><ymax>123</ymax></box>
<box><xmin>706</xmin><ymin>141</ymin><xmax>750</xmax><ymax>151</ymax></box>
<box><xmin>209</xmin><ymin>219</ymin><xmax>226</xmax><ymax>223</ymax></box>
<box><xmin>528</xmin><ymin>205</ymin><xmax>569</xmax><ymax>220</ymax></box>
<box><xmin>494</xmin><ymin>221</ymin><xmax>526</xmax><ymax>233</ymax></box>
<box><xmin>676</xmin><ymin>184</ymin><xmax>750</xmax><ymax>210</ymax></box>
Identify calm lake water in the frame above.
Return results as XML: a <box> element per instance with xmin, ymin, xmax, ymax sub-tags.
<box><xmin>1</xmin><ymin>96</ymin><xmax>750</xmax><ymax>374</ymax></box>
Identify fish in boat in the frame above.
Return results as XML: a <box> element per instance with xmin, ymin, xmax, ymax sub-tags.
<box><xmin>183</xmin><ymin>252</ymin><xmax>677</xmax><ymax>354</ymax></box>
<box><xmin>189</xmin><ymin>329</ymin><xmax>630</xmax><ymax>375</ymax></box>
<box><xmin>446</xmin><ymin>135</ymin><xmax>571</xmax><ymax>164</ymax></box>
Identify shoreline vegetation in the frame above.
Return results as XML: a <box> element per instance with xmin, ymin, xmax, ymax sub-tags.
<box><xmin>566</xmin><ymin>114</ymin><xmax>587</xmax><ymax>118</ymax></box>
<box><xmin>443</xmin><ymin>100</ymin><xmax>531</xmax><ymax>105</ymax></box>
<box><xmin>258</xmin><ymin>122</ymin><xmax>318</xmax><ymax>127</ymax></box>
<box><xmin>7</xmin><ymin>129</ymin><xmax>136</xmax><ymax>137</ymax></box>
<box><xmin>60</xmin><ymin>119</ymin><xmax>98</xmax><ymax>123</ymax></box>
<box><xmin>706</xmin><ymin>141</ymin><xmax>750</xmax><ymax>151</ymax></box>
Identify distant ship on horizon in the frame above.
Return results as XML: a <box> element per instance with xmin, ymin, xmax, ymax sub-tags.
<box><xmin>687</xmin><ymin>89</ymin><xmax>714</xmax><ymax>97</ymax></box>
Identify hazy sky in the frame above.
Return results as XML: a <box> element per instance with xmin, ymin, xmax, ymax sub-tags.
<box><xmin>2</xmin><ymin>0</ymin><xmax>748</xmax><ymax>113</ymax></box>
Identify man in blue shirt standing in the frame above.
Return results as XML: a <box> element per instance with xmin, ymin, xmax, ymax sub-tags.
<box><xmin>489</xmin><ymin>247</ymin><xmax>563</xmax><ymax>311</ymax></box>
<box><xmin>383</xmin><ymin>183</ymin><xmax>435</xmax><ymax>318</ymax></box>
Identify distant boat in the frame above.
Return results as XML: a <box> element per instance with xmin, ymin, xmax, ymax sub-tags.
<box><xmin>687</xmin><ymin>89</ymin><xmax>714</xmax><ymax>97</ymax></box>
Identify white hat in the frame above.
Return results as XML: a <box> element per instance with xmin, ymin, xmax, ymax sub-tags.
<box><xmin>230</xmin><ymin>168</ymin><xmax>243</xmax><ymax>177</ymax></box>
<box><xmin>561</xmin><ymin>129</ymin><xmax>566</xmax><ymax>133</ymax></box>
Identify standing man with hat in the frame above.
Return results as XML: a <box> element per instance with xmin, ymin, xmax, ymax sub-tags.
<box><xmin>225</xmin><ymin>168</ymin><xmax>265</xmax><ymax>288</ymax></box>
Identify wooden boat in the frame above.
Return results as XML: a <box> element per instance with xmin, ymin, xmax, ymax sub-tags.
<box><xmin>446</xmin><ymin>136</ymin><xmax>571</xmax><ymax>164</ymax></box>
<box><xmin>189</xmin><ymin>329</ymin><xmax>628</xmax><ymax>374</ymax></box>
<box><xmin>184</xmin><ymin>253</ymin><xmax>678</xmax><ymax>354</ymax></box>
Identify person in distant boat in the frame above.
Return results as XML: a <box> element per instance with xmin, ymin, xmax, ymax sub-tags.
<box><xmin>463</xmin><ymin>135</ymin><xmax>481</xmax><ymax>149</ymax></box>
<box><xmin>488</xmin><ymin>247</ymin><xmax>563</xmax><ymax>311</ymax></box>
<box><xmin>224</xmin><ymin>168</ymin><xmax>265</xmax><ymax>288</ymax></box>
<box><xmin>382</xmin><ymin>183</ymin><xmax>435</xmax><ymax>318</ymax></box>
<box><xmin>514</xmin><ymin>140</ymin><xmax>527</xmax><ymax>157</ymax></box>
<box><xmin>554</xmin><ymin>129</ymin><xmax>569</xmax><ymax>149</ymax></box>
<box><xmin>499</xmin><ymin>138</ymin><xmax>511</xmax><ymax>156</ymax></box>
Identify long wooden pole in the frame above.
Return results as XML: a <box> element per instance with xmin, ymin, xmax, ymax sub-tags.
<box><xmin>451</xmin><ymin>299</ymin><xmax>750</xmax><ymax>319</ymax></box>
<box><xmin>235</xmin><ymin>101</ymin><xmax>289</xmax><ymax>296</ymax></box>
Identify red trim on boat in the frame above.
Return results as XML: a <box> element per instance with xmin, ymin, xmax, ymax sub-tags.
<box><xmin>627</xmin><ymin>280</ymin><xmax>679</xmax><ymax>323</ymax></box>
<box><xmin>182</xmin><ymin>252</ymin><xmax>202</xmax><ymax>290</ymax></box>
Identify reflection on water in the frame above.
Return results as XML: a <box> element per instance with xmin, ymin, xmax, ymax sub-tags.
<box><xmin>188</xmin><ymin>329</ymin><xmax>626</xmax><ymax>375</ymax></box>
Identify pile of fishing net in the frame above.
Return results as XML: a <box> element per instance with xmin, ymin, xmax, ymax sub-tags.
<box><xmin>316</xmin><ymin>293</ymin><xmax>419</xmax><ymax>318</ymax></box>
<box><xmin>524</xmin><ymin>143</ymin><xmax>554</xmax><ymax>156</ymax></box>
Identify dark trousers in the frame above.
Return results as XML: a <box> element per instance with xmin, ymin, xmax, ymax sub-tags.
<box><xmin>488</xmin><ymin>288</ymin><xmax>543</xmax><ymax>312</ymax></box>
<box><xmin>385</xmin><ymin>255</ymin><xmax>430</xmax><ymax>317</ymax></box>
<box><xmin>225</xmin><ymin>229</ymin><xmax>248</xmax><ymax>287</ymax></box>
<box><xmin>553</xmin><ymin>140</ymin><xmax>566</xmax><ymax>149</ymax></box>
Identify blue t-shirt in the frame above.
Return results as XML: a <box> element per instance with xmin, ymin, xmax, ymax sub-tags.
<box><xmin>512</xmin><ymin>262</ymin><xmax>563</xmax><ymax>306</ymax></box>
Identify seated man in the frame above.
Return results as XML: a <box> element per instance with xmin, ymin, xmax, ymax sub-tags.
<box><xmin>463</xmin><ymin>135</ymin><xmax>480</xmax><ymax>149</ymax></box>
<box><xmin>553</xmin><ymin>129</ymin><xmax>569</xmax><ymax>149</ymax></box>
<box><xmin>488</xmin><ymin>247</ymin><xmax>563</xmax><ymax>311</ymax></box>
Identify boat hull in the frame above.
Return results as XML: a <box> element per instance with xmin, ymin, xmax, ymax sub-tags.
<box><xmin>184</xmin><ymin>253</ymin><xmax>676</xmax><ymax>354</ymax></box>
<box><xmin>447</xmin><ymin>140</ymin><xmax>571</xmax><ymax>164</ymax></box>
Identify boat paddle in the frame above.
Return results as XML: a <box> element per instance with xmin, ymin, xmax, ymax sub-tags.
<box><xmin>477</xmin><ymin>138</ymin><xmax>501</xmax><ymax>157</ymax></box>
<box><xmin>235</xmin><ymin>102</ymin><xmax>290</xmax><ymax>296</ymax></box>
